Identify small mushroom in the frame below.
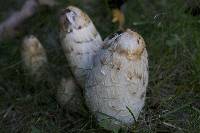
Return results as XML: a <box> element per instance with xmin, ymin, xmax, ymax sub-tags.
<box><xmin>21</xmin><ymin>35</ymin><xmax>48</xmax><ymax>79</ymax></box>
<box><xmin>57</xmin><ymin>78</ymin><xmax>87</xmax><ymax>115</ymax></box>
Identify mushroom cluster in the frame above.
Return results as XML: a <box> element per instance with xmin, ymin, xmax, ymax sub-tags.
<box><xmin>58</xmin><ymin>6</ymin><xmax>149</xmax><ymax>130</ymax></box>
<box><xmin>21</xmin><ymin>5</ymin><xmax>149</xmax><ymax>131</ymax></box>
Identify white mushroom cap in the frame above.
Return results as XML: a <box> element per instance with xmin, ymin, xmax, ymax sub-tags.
<box><xmin>60</xmin><ymin>6</ymin><xmax>91</xmax><ymax>32</ymax></box>
<box><xmin>59</xmin><ymin>6</ymin><xmax>102</xmax><ymax>88</ymax></box>
<box><xmin>58</xmin><ymin>6</ymin><xmax>103</xmax><ymax>117</ymax></box>
<box><xmin>21</xmin><ymin>35</ymin><xmax>47</xmax><ymax>77</ymax></box>
<box><xmin>22</xmin><ymin>35</ymin><xmax>44</xmax><ymax>54</ymax></box>
<box><xmin>103</xmin><ymin>29</ymin><xmax>146</xmax><ymax>60</ymax></box>
<box><xmin>85</xmin><ymin>29</ymin><xmax>148</xmax><ymax>130</ymax></box>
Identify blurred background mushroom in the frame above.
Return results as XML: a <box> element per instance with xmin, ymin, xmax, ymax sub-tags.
<box><xmin>21</xmin><ymin>35</ymin><xmax>48</xmax><ymax>80</ymax></box>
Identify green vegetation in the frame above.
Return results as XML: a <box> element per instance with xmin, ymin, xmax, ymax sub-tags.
<box><xmin>0</xmin><ymin>0</ymin><xmax>199</xmax><ymax>132</ymax></box>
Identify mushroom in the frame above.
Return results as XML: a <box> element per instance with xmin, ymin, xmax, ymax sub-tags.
<box><xmin>21</xmin><ymin>35</ymin><xmax>48</xmax><ymax>79</ymax></box>
<box><xmin>57</xmin><ymin>78</ymin><xmax>87</xmax><ymax>115</ymax></box>
<box><xmin>85</xmin><ymin>29</ymin><xmax>148</xmax><ymax>129</ymax></box>
<box><xmin>58</xmin><ymin>6</ymin><xmax>103</xmax><ymax>111</ymax></box>
<box><xmin>59</xmin><ymin>6</ymin><xmax>103</xmax><ymax>88</ymax></box>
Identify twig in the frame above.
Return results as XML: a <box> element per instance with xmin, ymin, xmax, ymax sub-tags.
<box><xmin>0</xmin><ymin>0</ymin><xmax>57</xmax><ymax>40</ymax></box>
<box><xmin>162</xmin><ymin>121</ymin><xmax>183</xmax><ymax>131</ymax></box>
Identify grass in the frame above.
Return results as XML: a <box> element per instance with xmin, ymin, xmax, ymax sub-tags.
<box><xmin>0</xmin><ymin>0</ymin><xmax>200</xmax><ymax>132</ymax></box>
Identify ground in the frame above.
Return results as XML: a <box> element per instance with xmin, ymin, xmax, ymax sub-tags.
<box><xmin>0</xmin><ymin>0</ymin><xmax>200</xmax><ymax>133</ymax></box>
